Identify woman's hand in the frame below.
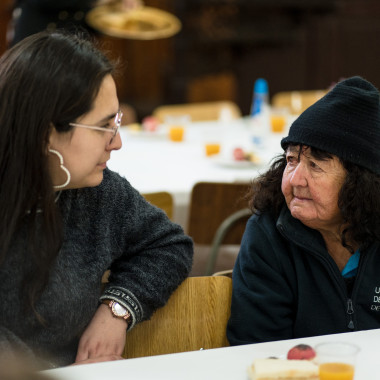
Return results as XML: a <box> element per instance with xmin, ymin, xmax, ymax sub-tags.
<box><xmin>71</xmin><ymin>354</ymin><xmax>123</xmax><ymax>366</ymax></box>
<box><xmin>74</xmin><ymin>304</ymin><xmax>127</xmax><ymax>364</ymax></box>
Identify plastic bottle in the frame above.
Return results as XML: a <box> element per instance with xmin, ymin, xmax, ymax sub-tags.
<box><xmin>250</xmin><ymin>78</ymin><xmax>269</xmax><ymax>117</ymax></box>
<box><xmin>250</xmin><ymin>78</ymin><xmax>270</xmax><ymax>150</ymax></box>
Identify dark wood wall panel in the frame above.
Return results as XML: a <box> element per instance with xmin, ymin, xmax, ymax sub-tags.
<box><xmin>2</xmin><ymin>0</ymin><xmax>380</xmax><ymax>119</ymax></box>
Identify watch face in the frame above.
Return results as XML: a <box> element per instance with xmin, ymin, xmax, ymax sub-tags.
<box><xmin>111</xmin><ymin>302</ymin><xmax>128</xmax><ymax>317</ymax></box>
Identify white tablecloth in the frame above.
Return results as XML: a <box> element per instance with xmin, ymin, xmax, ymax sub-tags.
<box><xmin>46</xmin><ymin>329</ymin><xmax>380</xmax><ymax>380</ymax></box>
<box><xmin>108</xmin><ymin>117</ymin><xmax>288</xmax><ymax>230</ymax></box>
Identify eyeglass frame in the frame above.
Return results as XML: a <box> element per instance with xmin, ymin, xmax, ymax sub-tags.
<box><xmin>69</xmin><ymin>110</ymin><xmax>123</xmax><ymax>144</ymax></box>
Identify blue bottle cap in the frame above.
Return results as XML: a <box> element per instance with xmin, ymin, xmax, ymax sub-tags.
<box><xmin>254</xmin><ymin>78</ymin><xmax>268</xmax><ymax>94</ymax></box>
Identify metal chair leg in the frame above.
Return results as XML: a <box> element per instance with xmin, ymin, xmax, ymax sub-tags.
<box><xmin>204</xmin><ymin>208</ymin><xmax>251</xmax><ymax>276</ymax></box>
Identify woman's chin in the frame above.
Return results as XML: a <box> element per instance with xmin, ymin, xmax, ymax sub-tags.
<box><xmin>70</xmin><ymin>173</ymin><xmax>104</xmax><ymax>189</ymax></box>
<box><xmin>290</xmin><ymin>207</ymin><xmax>313</xmax><ymax>224</ymax></box>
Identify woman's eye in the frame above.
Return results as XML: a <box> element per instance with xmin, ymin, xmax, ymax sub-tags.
<box><xmin>101</xmin><ymin>122</ymin><xmax>112</xmax><ymax>129</ymax></box>
<box><xmin>310</xmin><ymin>161</ymin><xmax>320</xmax><ymax>170</ymax></box>
<box><xmin>286</xmin><ymin>155</ymin><xmax>297</xmax><ymax>164</ymax></box>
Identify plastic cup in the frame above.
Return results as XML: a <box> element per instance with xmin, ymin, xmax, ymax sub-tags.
<box><xmin>165</xmin><ymin>114</ymin><xmax>190</xmax><ymax>142</ymax></box>
<box><xmin>270</xmin><ymin>107</ymin><xmax>288</xmax><ymax>133</ymax></box>
<box><xmin>205</xmin><ymin>143</ymin><xmax>221</xmax><ymax>156</ymax></box>
<box><xmin>315</xmin><ymin>342</ymin><xmax>360</xmax><ymax>380</ymax></box>
<box><xmin>169</xmin><ymin>126</ymin><xmax>184</xmax><ymax>142</ymax></box>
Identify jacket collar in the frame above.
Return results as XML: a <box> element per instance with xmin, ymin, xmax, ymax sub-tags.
<box><xmin>276</xmin><ymin>205</ymin><xmax>328</xmax><ymax>256</ymax></box>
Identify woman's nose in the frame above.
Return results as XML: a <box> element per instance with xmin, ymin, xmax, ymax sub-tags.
<box><xmin>108</xmin><ymin>132</ymin><xmax>122</xmax><ymax>151</ymax></box>
<box><xmin>290</xmin><ymin>163</ymin><xmax>307</xmax><ymax>187</ymax></box>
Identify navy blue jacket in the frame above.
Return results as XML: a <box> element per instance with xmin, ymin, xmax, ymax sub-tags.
<box><xmin>227</xmin><ymin>206</ymin><xmax>380</xmax><ymax>345</ymax></box>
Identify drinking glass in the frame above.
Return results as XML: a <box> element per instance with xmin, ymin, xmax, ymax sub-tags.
<box><xmin>270</xmin><ymin>106</ymin><xmax>288</xmax><ymax>133</ymax></box>
<box><xmin>315</xmin><ymin>342</ymin><xmax>360</xmax><ymax>380</ymax></box>
<box><xmin>165</xmin><ymin>115</ymin><xmax>189</xmax><ymax>142</ymax></box>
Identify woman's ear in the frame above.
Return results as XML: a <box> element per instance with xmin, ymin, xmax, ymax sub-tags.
<box><xmin>47</xmin><ymin>123</ymin><xmax>57</xmax><ymax>148</ymax></box>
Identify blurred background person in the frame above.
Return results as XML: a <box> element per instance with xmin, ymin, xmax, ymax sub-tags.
<box><xmin>9</xmin><ymin>0</ymin><xmax>142</xmax><ymax>46</ymax></box>
<box><xmin>7</xmin><ymin>0</ymin><xmax>140</xmax><ymax>125</ymax></box>
<box><xmin>227</xmin><ymin>76</ymin><xmax>380</xmax><ymax>345</ymax></box>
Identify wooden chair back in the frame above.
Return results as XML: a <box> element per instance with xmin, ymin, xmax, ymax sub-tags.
<box><xmin>212</xmin><ymin>269</ymin><xmax>233</xmax><ymax>278</ymax></box>
<box><xmin>142</xmin><ymin>191</ymin><xmax>173</xmax><ymax>220</ymax></box>
<box><xmin>272</xmin><ymin>89</ymin><xmax>328</xmax><ymax>114</ymax></box>
<box><xmin>123</xmin><ymin>276</ymin><xmax>232</xmax><ymax>358</ymax></box>
<box><xmin>152</xmin><ymin>101</ymin><xmax>241</xmax><ymax>123</ymax></box>
<box><xmin>187</xmin><ymin>182</ymin><xmax>251</xmax><ymax>245</ymax></box>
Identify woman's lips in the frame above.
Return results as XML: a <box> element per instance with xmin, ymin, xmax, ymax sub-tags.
<box><xmin>293</xmin><ymin>195</ymin><xmax>311</xmax><ymax>201</ymax></box>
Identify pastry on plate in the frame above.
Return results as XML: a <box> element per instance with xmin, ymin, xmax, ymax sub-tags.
<box><xmin>248</xmin><ymin>358</ymin><xmax>318</xmax><ymax>380</ymax></box>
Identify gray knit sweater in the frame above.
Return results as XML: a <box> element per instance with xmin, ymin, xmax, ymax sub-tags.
<box><xmin>0</xmin><ymin>169</ymin><xmax>193</xmax><ymax>368</ymax></box>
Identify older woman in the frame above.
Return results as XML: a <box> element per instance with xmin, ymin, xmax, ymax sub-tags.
<box><xmin>227</xmin><ymin>76</ymin><xmax>380</xmax><ymax>345</ymax></box>
<box><xmin>0</xmin><ymin>31</ymin><xmax>193</xmax><ymax>368</ymax></box>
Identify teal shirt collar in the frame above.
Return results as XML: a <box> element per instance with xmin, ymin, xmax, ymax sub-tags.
<box><xmin>341</xmin><ymin>250</ymin><xmax>360</xmax><ymax>278</ymax></box>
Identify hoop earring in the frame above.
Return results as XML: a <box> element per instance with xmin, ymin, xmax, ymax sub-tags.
<box><xmin>49</xmin><ymin>149</ymin><xmax>71</xmax><ymax>189</ymax></box>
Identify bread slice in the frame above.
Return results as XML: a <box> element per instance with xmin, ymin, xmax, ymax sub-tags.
<box><xmin>248</xmin><ymin>358</ymin><xmax>318</xmax><ymax>380</ymax></box>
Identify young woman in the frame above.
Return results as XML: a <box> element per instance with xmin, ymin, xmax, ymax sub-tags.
<box><xmin>0</xmin><ymin>31</ymin><xmax>193</xmax><ymax>368</ymax></box>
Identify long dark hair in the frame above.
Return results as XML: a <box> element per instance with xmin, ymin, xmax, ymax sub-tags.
<box><xmin>0</xmin><ymin>31</ymin><xmax>114</xmax><ymax>314</ymax></box>
<box><xmin>249</xmin><ymin>144</ymin><xmax>380</xmax><ymax>252</ymax></box>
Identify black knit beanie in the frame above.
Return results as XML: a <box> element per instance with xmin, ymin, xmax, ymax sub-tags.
<box><xmin>281</xmin><ymin>76</ymin><xmax>380</xmax><ymax>175</ymax></box>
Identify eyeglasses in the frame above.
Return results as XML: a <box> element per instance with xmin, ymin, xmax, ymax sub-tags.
<box><xmin>69</xmin><ymin>110</ymin><xmax>123</xmax><ymax>145</ymax></box>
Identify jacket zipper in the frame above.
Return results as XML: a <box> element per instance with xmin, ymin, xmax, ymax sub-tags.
<box><xmin>278</xmin><ymin>219</ymin><xmax>378</xmax><ymax>334</ymax></box>
<box><xmin>346</xmin><ymin>298</ymin><xmax>355</xmax><ymax>330</ymax></box>
<box><xmin>278</xmin><ymin>224</ymin><xmax>359</xmax><ymax>331</ymax></box>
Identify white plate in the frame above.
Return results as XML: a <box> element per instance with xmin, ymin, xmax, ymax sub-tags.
<box><xmin>212</xmin><ymin>157</ymin><xmax>261</xmax><ymax>169</ymax></box>
<box><xmin>123</xmin><ymin>126</ymin><xmax>167</xmax><ymax>138</ymax></box>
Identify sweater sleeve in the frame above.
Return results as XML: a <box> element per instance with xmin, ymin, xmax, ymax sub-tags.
<box><xmin>96</xmin><ymin>170</ymin><xmax>193</xmax><ymax>329</ymax></box>
<box><xmin>227</xmin><ymin>214</ymin><xmax>295</xmax><ymax>345</ymax></box>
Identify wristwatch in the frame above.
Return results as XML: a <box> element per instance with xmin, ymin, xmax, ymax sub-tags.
<box><xmin>102</xmin><ymin>299</ymin><xmax>132</xmax><ymax>323</ymax></box>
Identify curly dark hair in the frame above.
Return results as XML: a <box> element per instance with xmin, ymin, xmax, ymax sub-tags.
<box><xmin>248</xmin><ymin>144</ymin><xmax>380</xmax><ymax>252</ymax></box>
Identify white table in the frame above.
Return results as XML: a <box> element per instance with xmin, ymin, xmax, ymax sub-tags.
<box><xmin>46</xmin><ymin>329</ymin><xmax>379</xmax><ymax>380</ymax></box>
<box><xmin>108</xmin><ymin>117</ymin><xmax>288</xmax><ymax>230</ymax></box>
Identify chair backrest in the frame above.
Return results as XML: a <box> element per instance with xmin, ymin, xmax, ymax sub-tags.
<box><xmin>272</xmin><ymin>89</ymin><xmax>328</xmax><ymax>114</ymax></box>
<box><xmin>142</xmin><ymin>191</ymin><xmax>173</xmax><ymax>220</ymax></box>
<box><xmin>123</xmin><ymin>276</ymin><xmax>232</xmax><ymax>358</ymax></box>
<box><xmin>205</xmin><ymin>208</ymin><xmax>251</xmax><ymax>275</ymax></box>
<box><xmin>212</xmin><ymin>269</ymin><xmax>233</xmax><ymax>278</ymax></box>
<box><xmin>152</xmin><ymin>101</ymin><xmax>242</xmax><ymax>123</ymax></box>
<box><xmin>187</xmin><ymin>182</ymin><xmax>251</xmax><ymax>245</ymax></box>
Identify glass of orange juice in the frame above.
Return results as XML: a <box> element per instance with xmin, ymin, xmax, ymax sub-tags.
<box><xmin>165</xmin><ymin>114</ymin><xmax>190</xmax><ymax>142</ymax></box>
<box><xmin>169</xmin><ymin>126</ymin><xmax>185</xmax><ymax>142</ymax></box>
<box><xmin>270</xmin><ymin>106</ymin><xmax>288</xmax><ymax>134</ymax></box>
<box><xmin>205</xmin><ymin>143</ymin><xmax>221</xmax><ymax>156</ymax></box>
<box><xmin>316</xmin><ymin>342</ymin><xmax>360</xmax><ymax>380</ymax></box>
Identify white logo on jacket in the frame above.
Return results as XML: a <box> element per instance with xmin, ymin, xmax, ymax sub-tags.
<box><xmin>371</xmin><ymin>287</ymin><xmax>380</xmax><ymax>310</ymax></box>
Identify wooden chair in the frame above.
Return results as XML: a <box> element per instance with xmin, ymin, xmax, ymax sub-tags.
<box><xmin>188</xmin><ymin>182</ymin><xmax>252</xmax><ymax>275</ymax></box>
<box><xmin>152</xmin><ymin>101</ymin><xmax>242</xmax><ymax>123</ymax></box>
<box><xmin>142</xmin><ymin>191</ymin><xmax>173</xmax><ymax>220</ymax></box>
<box><xmin>272</xmin><ymin>89</ymin><xmax>328</xmax><ymax>114</ymax></box>
<box><xmin>206</xmin><ymin>208</ymin><xmax>251</xmax><ymax>276</ymax></box>
<box><xmin>212</xmin><ymin>269</ymin><xmax>233</xmax><ymax>278</ymax></box>
<box><xmin>123</xmin><ymin>276</ymin><xmax>232</xmax><ymax>358</ymax></box>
